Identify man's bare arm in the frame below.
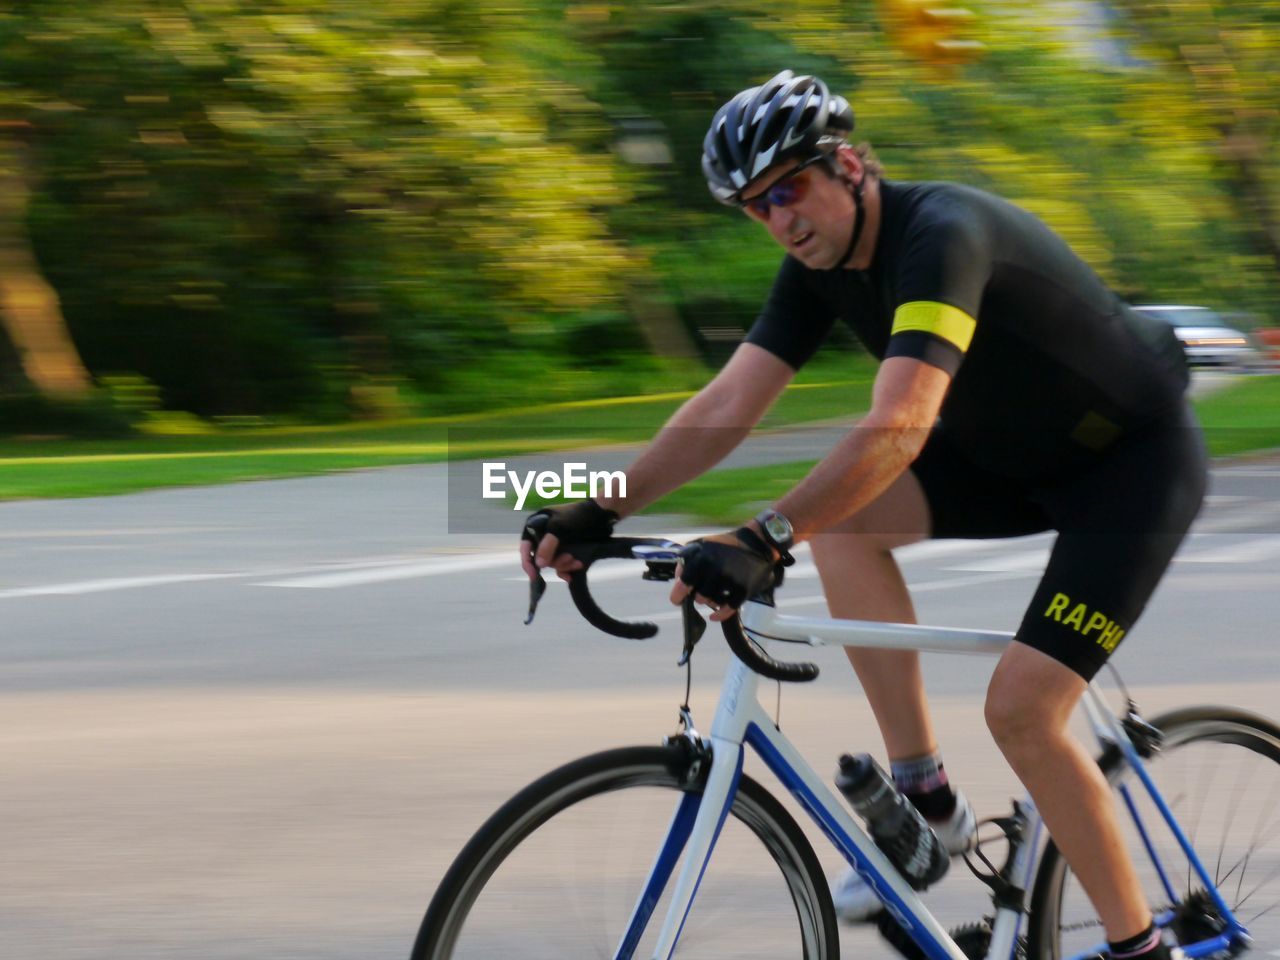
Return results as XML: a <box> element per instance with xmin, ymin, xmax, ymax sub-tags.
<box><xmin>596</xmin><ymin>343</ymin><xmax>796</xmax><ymax>519</ymax></box>
<box><xmin>670</xmin><ymin>356</ymin><xmax>951</xmax><ymax>618</ymax></box>
<box><xmin>773</xmin><ymin>357</ymin><xmax>951</xmax><ymax>541</ymax></box>
<box><xmin>526</xmin><ymin>343</ymin><xmax>795</xmax><ymax>576</ymax></box>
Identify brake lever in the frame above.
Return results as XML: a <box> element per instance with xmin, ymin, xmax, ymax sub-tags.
<box><xmin>678</xmin><ymin>596</ymin><xmax>706</xmax><ymax>666</ymax></box>
<box><xmin>524</xmin><ymin>571</ymin><xmax>547</xmax><ymax>625</ymax></box>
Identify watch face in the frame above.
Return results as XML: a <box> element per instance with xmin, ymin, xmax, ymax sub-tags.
<box><xmin>763</xmin><ymin>512</ymin><xmax>793</xmax><ymax>547</ymax></box>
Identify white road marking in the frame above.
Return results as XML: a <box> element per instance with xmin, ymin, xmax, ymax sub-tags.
<box><xmin>507</xmin><ymin>541</ymin><xmax>1047</xmax><ymax>586</ymax></box>
<box><xmin>947</xmin><ymin>548</ymin><xmax>1052</xmax><ymax>573</ymax></box>
<box><xmin>0</xmin><ymin>554</ymin><xmax>509</xmax><ymax>598</ymax></box>
<box><xmin>1219</xmin><ymin>469</ymin><xmax>1280</xmax><ymax>479</ymax></box>
<box><xmin>260</xmin><ymin>552</ymin><xmax>513</xmax><ymax>588</ymax></box>
<box><xmin>6</xmin><ymin>530</ymin><xmax>1280</xmax><ymax>600</ymax></box>
<box><xmin>909</xmin><ymin>570</ymin><xmax>1040</xmax><ymax>592</ymax></box>
<box><xmin>504</xmin><ymin>561</ymin><xmax>671</xmax><ymax>585</ymax></box>
<box><xmin>895</xmin><ymin>538</ymin><xmax>1036</xmax><ymax>562</ymax></box>
<box><xmin>780</xmin><ymin>569</ymin><xmax>1039</xmax><ymax>606</ymax></box>
<box><xmin>0</xmin><ymin>573</ymin><xmax>240</xmax><ymax>599</ymax></box>
<box><xmin>1177</xmin><ymin>536</ymin><xmax>1280</xmax><ymax>565</ymax></box>
<box><xmin>1198</xmin><ymin>500</ymin><xmax>1280</xmax><ymax>533</ymax></box>
<box><xmin>0</xmin><ymin>526</ymin><xmax>230</xmax><ymax>540</ymax></box>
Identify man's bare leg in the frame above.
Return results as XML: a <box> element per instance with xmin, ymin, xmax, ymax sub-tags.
<box><xmin>987</xmin><ymin>644</ymin><xmax>1154</xmax><ymax>941</ymax></box>
<box><xmin>810</xmin><ymin>469</ymin><xmax>934</xmax><ymax>760</ymax></box>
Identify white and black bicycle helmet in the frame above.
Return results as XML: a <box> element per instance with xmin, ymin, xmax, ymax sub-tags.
<box><xmin>702</xmin><ymin>70</ymin><xmax>855</xmax><ymax>205</ymax></box>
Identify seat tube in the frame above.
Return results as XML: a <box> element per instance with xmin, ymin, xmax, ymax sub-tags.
<box><xmin>647</xmin><ymin>737</ymin><xmax>746</xmax><ymax>960</ymax></box>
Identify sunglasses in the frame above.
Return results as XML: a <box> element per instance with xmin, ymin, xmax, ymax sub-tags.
<box><xmin>738</xmin><ymin>155</ymin><xmax>827</xmax><ymax>218</ymax></box>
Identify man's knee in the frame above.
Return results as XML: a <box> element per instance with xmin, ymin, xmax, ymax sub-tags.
<box><xmin>985</xmin><ymin>645</ymin><xmax>1084</xmax><ymax>751</ymax></box>
<box><xmin>983</xmin><ymin>683</ymin><xmax>1039</xmax><ymax>751</ymax></box>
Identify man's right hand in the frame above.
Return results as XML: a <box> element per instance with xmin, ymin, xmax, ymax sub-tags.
<box><xmin>520</xmin><ymin>499</ymin><xmax>619</xmax><ymax>581</ymax></box>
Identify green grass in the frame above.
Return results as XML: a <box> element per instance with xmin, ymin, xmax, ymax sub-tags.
<box><xmin>3</xmin><ymin>361</ymin><xmax>1274</xmax><ymax>504</ymax></box>
<box><xmin>1192</xmin><ymin>374</ymin><xmax>1280</xmax><ymax>457</ymax></box>
<box><xmin>0</xmin><ymin>352</ymin><xmax>876</xmax><ymax>500</ymax></box>
<box><xmin>642</xmin><ymin>460</ymin><xmax>820</xmax><ymax>526</ymax></box>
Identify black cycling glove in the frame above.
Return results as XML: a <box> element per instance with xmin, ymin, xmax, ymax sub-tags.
<box><xmin>522</xmin><ymin>499</ymin><xmax>619</xmax><ymax>550</ymax></box>
<box><xmin>678</xmin><ymin>531</ymin><xmax>778</xmax><ymax>609</ymax></box>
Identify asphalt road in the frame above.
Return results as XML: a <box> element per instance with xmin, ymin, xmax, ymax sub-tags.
<box><xmin>3</xmin><ymin>398</ymin><xmax>1279</xmax><ymax>958</ymax></box>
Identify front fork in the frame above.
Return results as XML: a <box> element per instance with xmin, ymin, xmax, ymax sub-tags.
<box><xmin>614</xmin><ymin>734</ymin><xmax>743</xmax><ymax>960</ymax></box>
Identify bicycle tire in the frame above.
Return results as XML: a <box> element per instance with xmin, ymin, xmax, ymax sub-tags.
<box><xmin>1027</xmin><ymin>706</ymin><xmax>1280</xmax><ymax>959</ymax></box>
<box><xmin>413</xmin><ymin>742</ymin><xmax>840</xmax><ymax>959</ymax></box>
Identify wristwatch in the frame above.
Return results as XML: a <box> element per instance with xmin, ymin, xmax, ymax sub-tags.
<box><xmin>754</xmin><ymin>508</ymin><xmax>795</xmax><ymax>563</ymax></box>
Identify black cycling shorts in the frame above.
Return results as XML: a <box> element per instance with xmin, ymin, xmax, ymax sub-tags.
<box><xmin>910</xmin><ymin>402</ymin><xmax>1208</xmax><ymax>680</ymax></box>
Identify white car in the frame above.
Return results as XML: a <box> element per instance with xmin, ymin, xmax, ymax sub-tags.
<box><xmin>1132</xmin><ymin>305</ymin><xmax>1260</xmax><ymax>368</ymax></box>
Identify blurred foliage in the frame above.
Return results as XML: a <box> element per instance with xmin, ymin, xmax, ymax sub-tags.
<box><xmin>0</xmin><ymin>0</ymin><xmax>1276</xmax><ymax>425</ymax></box>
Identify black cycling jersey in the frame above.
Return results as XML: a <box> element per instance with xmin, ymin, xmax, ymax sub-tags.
<box><xmin>744</xmin><ymin>178</ymin><xmax>1206</xmax><ymax>680</ymax></box>
<box><xmin>746</xmin><ymin>179</ymin><xmax>1190</xmax><ymax>479</ymax></box>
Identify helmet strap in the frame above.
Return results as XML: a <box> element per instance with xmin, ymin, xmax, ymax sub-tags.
<box><xmin>824</xmin><ymin>174</ymin><xmax>865</xmax><ymax>271</ymax></box>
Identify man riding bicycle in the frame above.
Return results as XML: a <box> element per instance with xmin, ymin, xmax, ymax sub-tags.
<box><xmin>521</xmin><ymin>70</ymin><xmax>1206</xmax><ymax>960</ymax></box>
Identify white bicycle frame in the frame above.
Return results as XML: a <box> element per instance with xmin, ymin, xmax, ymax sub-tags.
<box><xmin>629</xmin><ymin>599</ymin><xmax>1240</xmax><ymax>960</ymax></box>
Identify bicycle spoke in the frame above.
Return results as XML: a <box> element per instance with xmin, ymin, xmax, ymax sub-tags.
<box><xmin>1215</xmin><ymin>797</ymin><xmax>1280</xmax><ymax>910</ymax></box>
<box><xmin>1215</xmin><ymin>754</ymin><xmax>1253</xmax><ymax>886</ymax></box>
<box><xmin>1246</xmin><ymin>900</ymin><xmax>1278</xmax><ymax>926</ymax></box>
<box><xmin>1234</xmin><ymin>861</ymin><xmax>1280</xmax><ymax>913</ymax></box>
<box><xmin>1185</xmin><ymin>744</ymin><xmax>1220</xmax><ymax>896</ymax></box>
<box><xmin>1238</xmin><ymin>783</ymin><xmax>1280</xmax><ymax>906</ymax></box>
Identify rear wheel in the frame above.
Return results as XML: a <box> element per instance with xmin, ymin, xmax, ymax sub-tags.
<box><xmin>414</xmin><ymin>742</ymin><xmax>840</xmax><ymax>959</ymax></box>
<box><xmin>1028</xmin><ymin>707</ymin><xmax>1280</xmax><ymax>959</ymax></box>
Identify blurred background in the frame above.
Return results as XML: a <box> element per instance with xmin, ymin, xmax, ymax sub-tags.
<box><xmin>0</xmin><ymin>0</ymin><xmax>1276</xmax><ymax>447</ymax></box>
<box><xmin>3</xmin><ymin>6</ymin><xmax>1280</xmax><ymax>958</ymax></box>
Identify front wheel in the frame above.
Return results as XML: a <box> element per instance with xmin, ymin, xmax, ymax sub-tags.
<box><xmin>1028</xmin><ymin>707</ymin><xmax>1280</xmax><ymax>959</ymax></box>
<box><xmin>414</xmin><ymin>742</ymin><xmax>840</xmax><ymax>959</ymax></box>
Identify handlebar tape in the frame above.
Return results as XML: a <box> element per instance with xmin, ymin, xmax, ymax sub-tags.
<box><xmin>721</xmin><ymin>619</ymin><xmax>820</xmax><ymax>683</ymax></box>
<box><xmin>567</xmin><ymin>572</ymin><xmax>658</xmax><ymax>640</ymax></box>
<box><xmin>561</xmin><ymin>538</ymin><xmax>667</xmax><ymax>640</ymax></box>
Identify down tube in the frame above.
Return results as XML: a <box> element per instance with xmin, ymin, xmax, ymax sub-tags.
<box><xmin>744</xmin><ymin>721</ymin><xmax>967</xmax><ymax>960</ymax></box>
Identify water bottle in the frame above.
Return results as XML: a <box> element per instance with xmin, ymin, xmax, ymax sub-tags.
<box><xmin>835</xmin><ymin>753</ymin><xmax>949</xmax><ymax>890</ymax></box>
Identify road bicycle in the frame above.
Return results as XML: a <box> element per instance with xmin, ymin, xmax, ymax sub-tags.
<box><xmin>414</xmin><ymin>537</ymin><xmax>1279</xmax><ymax>959</ymax></box>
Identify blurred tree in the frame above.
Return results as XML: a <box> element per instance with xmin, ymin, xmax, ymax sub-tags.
<box><xmin>0</xmin><ymin>124</ymin><xmax>91</xmax><ymax>396</ymax></box>
<box><xmin>1</xmin><ymin>1</ymin><xmax>636</xmax><ymax>415</ymax></box>
<box><xmin>0</xmin><ymin>0</ymin><xmax>1276</xmax><ymax>426</ymax></box>
<box><xmin>1114</xmin><ymin>1</ymin><xmax>1280</xmax><ymax>273</ymax></box>
<box><xmin>876</xmin><ymin>0</ymin><xmax>986</xmax><ymax>66</ymax></box>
